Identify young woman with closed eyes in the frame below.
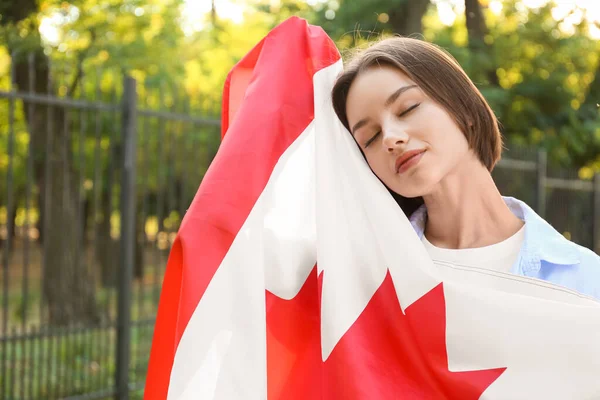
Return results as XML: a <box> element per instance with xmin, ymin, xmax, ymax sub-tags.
<box><xmin>331</xmin><ymin>37</ymin><xmax>600</xmax><ymax>299</ymax></box>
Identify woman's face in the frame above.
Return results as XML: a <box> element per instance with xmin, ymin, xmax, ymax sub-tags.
<box><xmin>345</xmin><ymin>65</ymin><xmax>473</xmax><ymax>198</ymax></box>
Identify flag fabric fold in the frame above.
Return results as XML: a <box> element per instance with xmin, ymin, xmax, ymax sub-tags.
<box><xmin>145</xmin><ymin>17</ymin><xmax>600</xmax><ymax>400</ymax></box>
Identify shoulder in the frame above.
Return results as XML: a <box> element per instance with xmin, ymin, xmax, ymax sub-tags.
<box><xmin>571</xmin><ymin>243</ymin><xmax>600</xmax><ymax>300</ymax></box>
<box><xmin>573</xmin><ymin>243</ymin><xmax>600</xmax><ymax>278</ymax></box>
<box><xmin>506</xmin><ymin>196</ymin><xmax>600</xmax><ymax>300</ymax></box>
<box><xmin>541</xmin><ymin>240</ymin><xmax>600</xmax><ymax>301</ymax></box>
<box><xmin>575</xmin><ymin>243</ymin><xmax>600</xmax><ymax>266</ymax></box>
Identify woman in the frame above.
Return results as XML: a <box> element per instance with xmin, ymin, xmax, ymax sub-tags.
<box><xmin>331</xmin><ymin>37</ymin><xmax>600</xmax><ymax>299</ymax></box>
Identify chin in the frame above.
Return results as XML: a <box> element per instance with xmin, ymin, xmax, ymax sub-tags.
<box><xmin>390</xmin><ymin>179</ymin><xmax>436</xmax><ymax>199</ymax></box>
<box><xmin>388</xmin><ymin>185</ymin><xmax>425</xmax><ymax>199</ymax></box>
<box><xmin>398</xmin><ymin>190</ymin><xmax>426</xmax><ymax>199</ymax></box>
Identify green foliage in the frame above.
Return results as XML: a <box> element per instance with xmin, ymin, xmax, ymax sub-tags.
<box><xmin>34</xmin><ymin>0</ymin><xmax>186</xmax><ymax>82</ymax></box>
<box><xmin>313</xmin><ymin>0</ymin><xmax>408</xmax><ymax>48</ymax></box>
<box><xmin>308</xmin><ymin>0</ymin><xmax>600</xmax><ymax>172</ymax></box>
<box><xmin>482</xmin><ymin>1</ymin><xmax>599</xmax><ymax>169</ymax></box>
<box><xmin>1</xmin><ymin>0</ymin><xmax>599</xmax><ymax>177</ymax></box>
<box><xmin>0</xmin><ymin>0</ymin><xmax>226</xmax><ymax>223</ymax></box>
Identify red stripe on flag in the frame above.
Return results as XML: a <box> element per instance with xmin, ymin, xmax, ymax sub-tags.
<box><xmin>144</xmin><ymin>17</ymin><xmax>340</xmax><ymax>399</ymax></box>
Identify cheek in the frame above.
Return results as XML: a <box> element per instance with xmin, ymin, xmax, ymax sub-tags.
<box><xmin>441</xmin><ymin>133</ymin><xmax>470</xmax><ymax>164</ymax></box>
<box><xmin>365</xmin><ymin>152</ymin><xmax>390</xmax><ymax>179</ymax></box>
<box><xmin>423</xmin><ymin>119</ymin><xmax>469</xmax><ymax>160</ymax></box>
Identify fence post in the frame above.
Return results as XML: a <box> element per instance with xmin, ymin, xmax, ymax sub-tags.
<box><xmin>116</xmin><ymin>75</ymin><xmax>137</xmax><ymax>400</ymax></box>
<box><xmin>536</xmin><ymin>149</ymin><xmax>547</xmax><ymax>218</ymax></box>
<box><xmin>593</xmin><ymin>174</ymin><xmax>600</xmax><ymax>254</ymax></box>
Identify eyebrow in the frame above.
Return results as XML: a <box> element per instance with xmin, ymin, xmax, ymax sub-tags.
<box><xmin>350</xmin><ymin>84</ymin><xmax>418</xmax><ymax>135</ymax></box>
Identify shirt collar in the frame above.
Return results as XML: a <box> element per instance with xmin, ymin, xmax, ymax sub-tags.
<box><xmin>408</xmin><ymin>196</ymin><xmax>580</xmax><ymax>273</ymax></box>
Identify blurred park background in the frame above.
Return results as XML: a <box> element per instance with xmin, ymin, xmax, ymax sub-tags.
<box><xmin>0</xmin><ymin>0</ymin><xmax>599</xmax><ymax>398</ymax></box>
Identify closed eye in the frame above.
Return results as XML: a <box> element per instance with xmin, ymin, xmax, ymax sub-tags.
<box><xmin>364</xmin><ymin>103</ymin><xmax>421</xmax><ymax>148</ymax></box>
<box><xmin>364</xmin><ymin>131</ymin><xmax>381</xmax><ymax>148</ymax></box>
<box><xmin>398</xmin><ymin>102</ymin><xmax>421</xmax><ymax>118</ymax></box>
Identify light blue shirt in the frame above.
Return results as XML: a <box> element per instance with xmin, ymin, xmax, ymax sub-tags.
<box><xmin>409</xmin><ymin>197</ymin><xmax>600</xmax><ymax>300</ymax></box>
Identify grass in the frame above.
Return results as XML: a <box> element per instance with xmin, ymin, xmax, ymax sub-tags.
<box><xmin>0</xmin><ymin>321</ymin><xmax>155</xmax><ymax>399</ymax></box>
<box><xmin>1</xmin><ymin>238</ymin><xmax>168</xmax><ymax>399</ymax></box>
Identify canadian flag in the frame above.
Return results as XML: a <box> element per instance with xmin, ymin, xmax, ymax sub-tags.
<box><xmin>144</xmin><ymin>17</ymin><xmax>600</xmax><ymax>400</ymax></box>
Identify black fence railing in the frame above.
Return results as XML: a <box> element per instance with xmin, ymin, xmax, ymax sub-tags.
<box><xmin>0</xmin><ymin>52</ymin><xmax>599</xmax><ymax>400</ymax></box>
<box><xmin>494</xmin><ymin>148</ymin><xmax>600</xmax><ymax>251</ymax></box>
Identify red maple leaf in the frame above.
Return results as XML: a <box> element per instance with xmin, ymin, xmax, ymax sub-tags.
<box><xmin>266</xmin><ymin>266</ymin><xmax>322</xmax><ymax>399</ymax></box>
<box><xmin>266</xmin><ymin>267</ymin><xmax>506</xmax><ymax>399</ymax></box>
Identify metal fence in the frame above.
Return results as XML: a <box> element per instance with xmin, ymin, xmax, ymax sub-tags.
<box><xmin>0</xmin><ymin>52</ymin><xmax>220</xmax><ymax>400</ymax></box>
<box><xmin>0</xmin><ymin>53</ymin><xmax>599</xmax><ymax>400</ymax></box>
<box><xmin>493</xmin><ymin>149</ymin><xmax>600</xmax><ymax>252</ymax></box>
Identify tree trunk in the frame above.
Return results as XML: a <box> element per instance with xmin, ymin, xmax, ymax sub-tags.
<box><xmin>43</xmin><ymin>107</ymin><xmax>100</xmax><ymax>326</ymax></box>
<box><xmin>135</xmin><ymin>210</ymin><xmax>145</xmax><ymax>280</ymax></box>
<box><xmin>82</xmin><ymin>196</ymin><xmax>91</xmax><ymax>246</ymax></box>
<box><xmin>12</xmin><ymin>48</ymin><xmax>49</xmax><ymax>246</ymax></box>
<box><xmin>464</xmin><ymin>0</ymin><xmax>499</xmax><ymax>86</ymax></box>
<box><xmin>96</xmin><ymin>180</ymin><xmax>144</xmax><ymax>283</ymax></box>
<box><xmin>36</xmin><ymin>188</ymin><xmax>44</xmax><ymax>244</ymax></box>
<box><xmin>97</xmin><ymin>185</ymin><xmax>118</xmax><ymax>288</ymax></box>
<box><xmin>6</xmin><ymin>5</ymin><xmax>100</xmax><ymax>325</ymax></box>
<box><xmin>388</xmin><ymin>0</ymin><xmax>431</xmax><ymax>37</ymax></box>
<box><xmin>0</xmin><ymin>201</ymin><xmax>17</xmax><ymax>256</ymax></box>
<box><xmin>8</xmin><ymin>204</ymin><xmax>17</xmax><ymax>245</ymax></box>
<box><xmin>211</xmin><ymin>0</ymin><xmax>217</xmax><ymax>26</ymax></box>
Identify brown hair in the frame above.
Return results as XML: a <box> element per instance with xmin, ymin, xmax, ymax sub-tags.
<box><xmin>331</xmin><ymin>37</ymin><xmax>503</xmax><ymax>216</ymax></box>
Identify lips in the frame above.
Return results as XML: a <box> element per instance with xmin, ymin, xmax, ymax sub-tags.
<box><xmin>395</xmin><ymin>149</ymin><xmax>426</xmax><ymax>173</ymax></box>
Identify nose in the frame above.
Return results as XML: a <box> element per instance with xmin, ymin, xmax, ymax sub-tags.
<box><xmin>381</xmin><ymin>127</ymin><xmax>408</xmax><ymax>153</ymax></box>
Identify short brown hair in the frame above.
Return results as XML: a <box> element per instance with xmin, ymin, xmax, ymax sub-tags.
<box><xmin>331</xmin><ymin>37</ymin><xmax>503</xmax><ymax>171</ymax></box>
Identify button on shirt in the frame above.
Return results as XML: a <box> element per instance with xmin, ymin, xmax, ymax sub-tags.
<box><xmin>409</xmin><ymin>197</ymin><xmax>600</xmax><ymax>300</ymax></box>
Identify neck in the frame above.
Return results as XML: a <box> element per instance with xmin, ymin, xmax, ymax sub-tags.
<box><xmin>421</xmin><ymin>156</ymin><xmax>523</xmax><ymax>249</ymax></box>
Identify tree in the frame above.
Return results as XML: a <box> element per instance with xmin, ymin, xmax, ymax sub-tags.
<box><xmin>388</xmin><ymin>0</ymin><xmax>431</xmax><ymax>37</ymax></box>
<box><xmin>309</xmin><ymin>0</ymin><xmax>431</xmax><ymax>48</ymax></box>
<box><xmin>464</xmin><ymin>0</ymin><xmax>499</xmax><ymax>86</ymax></box>
<box><xmin>0</xmin><ymin>0</ymin><xmax>188</xmax><ymax>325</ymax></box>
<box><xmin>2</xmin><ymin>0</ymin><xmax>600</xmax><ymax>327</ymax></box>
<box><xmin>245</xmin><ymin>0</ymin><xmax>431</xmax><ymax>49</ymax></box>
<box><xmin>0</xmin><ymin>0</ymin><xmax>100</xmax><ymax>325</ymax></box>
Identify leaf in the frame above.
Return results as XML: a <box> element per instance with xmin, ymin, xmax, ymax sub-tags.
<box><xmin>266</xmin><ymin>267</ymin><xmax>506</xmax><ymax>399</ymax></box>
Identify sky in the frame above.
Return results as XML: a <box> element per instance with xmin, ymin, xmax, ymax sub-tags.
<box><xmin>192</xmin><ymin>0</ymin><xmax>245</xmax><ymax>24</ymax></box>
<box><xmin>184</xmin><ymin>0</ymin><xmax>600</xmax><ymax>38</ymax></box>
